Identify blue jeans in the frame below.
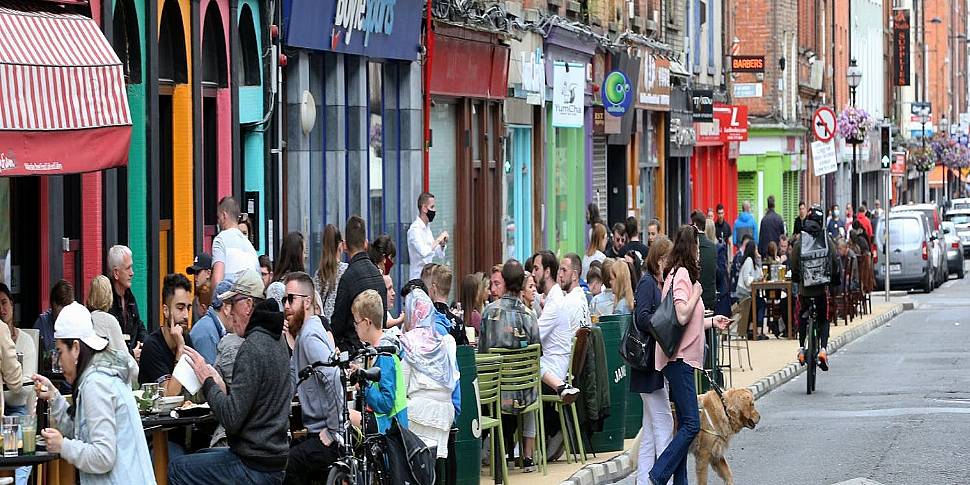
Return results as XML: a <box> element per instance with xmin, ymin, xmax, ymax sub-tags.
<box><xmin>168</xmin><ymin>448</ymin><xmax>284</xmax><ymax>485</ymax></box>
<box><xmin>6</xmin><ymin>405</ymin><xmax>31</xmax><ymax>485</ymax></box>
<box><xmin>649</xmin><ymin>360</ymin><xmax>699</xmax><ymax>485</ymax></box>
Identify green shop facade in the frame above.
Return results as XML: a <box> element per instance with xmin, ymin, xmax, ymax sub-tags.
<box><xmin>736</xmin><ymin>125</ymin><xmax>807</xmax><ymax>230</ymax></box>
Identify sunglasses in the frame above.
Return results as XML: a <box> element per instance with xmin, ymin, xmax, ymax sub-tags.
<box><xmin>285</xmin><ymin>293</ymin><xmax>310</xmax><ymax>305</ymax></box>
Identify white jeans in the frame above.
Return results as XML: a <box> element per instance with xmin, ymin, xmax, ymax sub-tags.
<box><xmin>637</xmin><ymin>387</ymin><xmax>674</xmax><ymax>485</ymax></box>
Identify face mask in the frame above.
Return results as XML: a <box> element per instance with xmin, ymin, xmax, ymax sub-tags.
<box><xmin>834</xmin><ymin>210</ymin><xmax>840</xmax><ymax>217</ymax></box>
<box><xmin>426</xmin><ymin>209</ymin><xmax>436</xmax><ymax>223</ymax></box>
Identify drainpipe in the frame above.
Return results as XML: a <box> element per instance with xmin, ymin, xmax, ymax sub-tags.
<box><xmin>422</xmin><ymin>5</ymin><xmax>434</xmax><ymax>192</ymax></box>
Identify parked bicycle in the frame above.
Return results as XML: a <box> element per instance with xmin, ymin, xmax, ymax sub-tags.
<box><xmin>296</xmin><ymin>345</ymin><xmax>394</xmax><ymax>485</ymax></box>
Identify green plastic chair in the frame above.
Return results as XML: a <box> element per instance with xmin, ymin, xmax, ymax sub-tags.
<box><xmin>541</xmin><ymin>335</ymin><xmax>587</xmax><ymax>464</ymax></box>
<box><xmin>475</xmin><ymin>353</ymin><xmax>509</xmax><ymax>483</ymax></box>
<box><xmin>489</xmin><ymin>344</ymin><xmax>547</xmax><ymax>475</ymax></box>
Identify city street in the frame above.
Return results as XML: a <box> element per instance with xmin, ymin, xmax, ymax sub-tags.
<box><xmin>612</xmin><ymin>262</ymin><xmax>970</xmax><ymax>485</ymax></box>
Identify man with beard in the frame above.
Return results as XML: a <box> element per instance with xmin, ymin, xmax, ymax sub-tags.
<box><xmin>139</xmin><ymin>273</ymin><xmax>194</xmax><ymax>458</ymax></box>
<box><xmin>532</xmin><ymin>251</ymin><xmax>584</xmax><ymax>399</ymax></box>
<box><xmin>139</xmin><ymin>273</ymin><xmax>194</xmax><ymax>396</ymax></box>
<box><xmin>281</xmin><ymin>272</ymin><xmax>343</xmax><ymax>485</ymax></box>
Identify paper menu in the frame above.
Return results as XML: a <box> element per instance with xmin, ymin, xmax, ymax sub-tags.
<box><xmin>172</xmin><ymin>355</ymin><xmax>203</xmax><ymax>395</ymax></box>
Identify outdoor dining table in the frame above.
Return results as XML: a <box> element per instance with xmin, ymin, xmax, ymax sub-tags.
<box><xmin>142</xmin><ymin>413</ymin><xmax>215</xmax><ymax>485</ymax></box>
<box><xmin>0</xmin><ymin>451</ymin><xmax>74</xmax><ymax>485</ymax></box>
<box><xmin>750</xmin><ymin>280</ymin><xmax>794</xmax><ymax>339</ymax></box>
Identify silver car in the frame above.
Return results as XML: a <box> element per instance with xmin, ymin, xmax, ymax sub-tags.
<box><xmin>890</xmin><ymin>203</ymin><xmax>947</xmax><ymax>285</ymax></box>
<box><xmin>946</xmin><ymin>209</ymin><xmax>970</xmax><ymax>257</ymax></box>
<box><xmin>942</xmin><ymin>221</ymin><xmax>966</xmax><ymax>279</ymax></box>
<box><xmin>875</xmin><ymin>212</ymin><xmax>936</xmax><ymax>292</ymax></box>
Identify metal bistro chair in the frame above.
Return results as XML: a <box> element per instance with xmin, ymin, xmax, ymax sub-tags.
<box><xmin>475</xmin><ymin>353</ymin><xmax>509</xmax><ymax>484</ymax></box>
<box><xmin>489</xmin><ymin>344</ymin><xmax>547</xmax><ymax>475</ymax></box>
<box><xmin>722</xmin><ymin>307</ymin><xmax>753</xmax><ymax>373</ymax></box>
<box><xmin>541</xmin><ymin>335</ymin><xmax>587</xmax><ymax>465</ymax></box>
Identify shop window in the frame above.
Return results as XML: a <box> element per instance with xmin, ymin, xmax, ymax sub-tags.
<box><xmin>158</xmin><ymin>0</ymin><xmax>187</xmax><ymax>84</ymax></box>
<box><xmin>428</xmin><ymin>101</ymin><xmax>457</xmax><ymax>273</ymax></box>
<box><xmin>367</xmin><ymin>62</ymin><xmax>384</xmax><ymax>238</ymax></box>
<box><xmin>237</xmin><ymin>5</ymin><xmax>261</xmax><ymax>86</ymax></box>
<box><xmin>202</xmin><ymin>97</ymin><xmax>219</xmax><ymax>227</ymax></box>
<box><xmin>111</xmin><ymin>0</ymin><xmax>142</xmax><ymax>84</ymax></box>
<box><xmin>202</xmin><ymin>5</ymin><xmax>228</xmax><ymax>88</ymax></box>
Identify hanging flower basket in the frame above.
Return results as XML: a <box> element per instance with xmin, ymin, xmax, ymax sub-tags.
<box><xmin>932</xmin><ymin>136</ymin><xmax>970</xmax><ymax>170</ymax></box>
<box><xmin>836</xmin><ymin>106</ymin><xmax>876</xmax><ymax>144</ymax></box>
<box><xmin>909</xmin><ymin>146</ymin><xmax>936</xmax><ymax>172</ymax></box>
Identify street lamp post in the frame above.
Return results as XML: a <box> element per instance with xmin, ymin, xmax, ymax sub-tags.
<box><xmin>847</xmin><ymin>58</ymin><xmax>863</xmax><ymax>206</ymax></box>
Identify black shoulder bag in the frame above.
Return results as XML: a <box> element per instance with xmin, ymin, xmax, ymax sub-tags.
<box><xmin>620</xmin><ymin>278</ymin><xmax>658</xmax><ymax>371</ymax></box>
<box><xmin>648</xmin><ymin>269</ymin><xmax>687</xmax><ymax>357</ymax></box>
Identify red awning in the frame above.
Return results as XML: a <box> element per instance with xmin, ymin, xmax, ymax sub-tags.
<box><xmin>0</xmin><ymin>1</ymin><xmax>131</xmax><ymax>176</ymax></box>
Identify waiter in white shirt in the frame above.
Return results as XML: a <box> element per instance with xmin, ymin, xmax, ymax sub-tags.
<box><xmin>407</xmin><ymin>192</ymin><xmax>449</xmax><ymax>281</ymax></box>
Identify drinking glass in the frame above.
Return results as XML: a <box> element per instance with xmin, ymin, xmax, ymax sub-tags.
<box><xmin>2</xmin><ymin>416</ymin><xmax>18</xmax><ymax>457</ymax></box>
<box><xmin>20</xmin><ymin>415</ymin><xmax>35</xmax><ymax>455</ymax></box>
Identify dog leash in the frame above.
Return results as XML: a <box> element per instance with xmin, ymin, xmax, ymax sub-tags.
<box><xmin>702</xmin><ymin>368</ymin><xmax>728</xmax><ymax>410</ymax></box>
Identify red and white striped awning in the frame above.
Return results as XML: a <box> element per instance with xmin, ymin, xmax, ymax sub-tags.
<box><xmin>0</xmin><ymin>1</ymin><xmax>131</xmax><ymax>176</ymax></box>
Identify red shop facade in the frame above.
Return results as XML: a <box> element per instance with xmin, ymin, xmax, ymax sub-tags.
<box><xmin>691</xmin><ymin>117</ymin><xmax>739</xmax><ymax>225</ymax></box>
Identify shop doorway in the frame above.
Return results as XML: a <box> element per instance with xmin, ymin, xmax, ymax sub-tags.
<box><xmin>607</xmin><ymin>144</ymin><xmax>628</xmax><ymax>228</ymax></box>
<box><xmin>505</xmin><ymin>126</ymin><xmax>533</xmax><ymax>263</ymax></box>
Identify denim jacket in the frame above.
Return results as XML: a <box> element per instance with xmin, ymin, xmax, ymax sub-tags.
<box><xmin>50</xmin><ymin>349</ymin><xmax>156</xmax><ymax>485</ymax></box>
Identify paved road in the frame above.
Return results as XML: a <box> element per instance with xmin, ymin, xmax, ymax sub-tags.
<box><xmin>614</xmin><ymin>263</ymin><xmax>970</xmax><ymax>485</ymax></box>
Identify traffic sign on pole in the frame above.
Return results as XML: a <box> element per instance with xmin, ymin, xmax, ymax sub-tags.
<box><xmin>813</xmin><ymin>107</ymin><xmax>837</xmax><ymax>143</ymax></box>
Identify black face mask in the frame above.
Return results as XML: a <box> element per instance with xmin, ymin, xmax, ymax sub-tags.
<box><xmin>426</xmin><ymin>209</ymin><xmax>436</xmax><ymax>223</ymax></box>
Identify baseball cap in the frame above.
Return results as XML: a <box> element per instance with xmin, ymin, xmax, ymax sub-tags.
<box><xmin>210</xmin><ymin>280</ymin><xmax>234</xmax><ymax>310</ymax></box>
<box><xmin>217</xmin><ymin>269</ymin><xmax>265</xmax><ymax>302</ymax></box>
<box><xmin>54</xmin><ymin>302</ymin><xmax>109</xmax><ymax>351</ymax></box>
<box><xmin>186</xmin><ymin>253</ymin><xmax>213</xmax><ymax>275</ymax></box>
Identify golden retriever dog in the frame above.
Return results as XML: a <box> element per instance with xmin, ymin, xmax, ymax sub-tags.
<box><xmin>689</xmin><ymin>388</ymin><xmax>760</xmax><ymax>485</ymax></box>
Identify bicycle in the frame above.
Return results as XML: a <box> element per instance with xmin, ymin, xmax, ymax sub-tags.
<box><xmin>802</xmin><ymin>297</ymin><xmax>820</xmax><ymax>395</ymax></box>
<box><xmin>296</xmin><ymin>345</ymin><xmax>395</xmax><ymax>485</ymax></box>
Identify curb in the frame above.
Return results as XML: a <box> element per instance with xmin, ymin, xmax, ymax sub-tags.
<box><xmin>560</xmin><ymin>303</ymin><xmax>905</xmax><ymax>485</ymax></box>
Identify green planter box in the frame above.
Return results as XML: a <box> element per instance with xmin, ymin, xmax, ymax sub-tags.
<box><xmin>589</xmin><ymin>314</ymin><xmax>631</xmax><ymax>452</ymax></box>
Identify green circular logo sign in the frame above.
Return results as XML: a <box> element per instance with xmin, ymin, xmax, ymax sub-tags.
<box><xmin>603</xmin><ymin>70</ymin><xmax>632</xmax><ymax>117</ymax></box>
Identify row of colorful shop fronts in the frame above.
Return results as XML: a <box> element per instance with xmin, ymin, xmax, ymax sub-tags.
<box><xmin>0</xmin><ymin>0</ymin><xmax>813</xmax><ymax>328</ymax></box>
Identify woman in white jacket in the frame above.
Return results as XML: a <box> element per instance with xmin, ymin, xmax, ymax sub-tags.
<box><xmin>32</xmin><ymin>302</ymin><xmax>155</xmax><ymax>485</ymax></box>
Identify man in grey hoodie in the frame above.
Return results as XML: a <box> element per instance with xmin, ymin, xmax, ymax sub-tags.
<box><xmin>281</xmin><ymin>272</ymin><xmax>344</xmax><ymax>484</ymax></box>
<box><xmin>170</xmin><ymin>269</ymin><xmax>292</xmax><ymax>485</ymax></box>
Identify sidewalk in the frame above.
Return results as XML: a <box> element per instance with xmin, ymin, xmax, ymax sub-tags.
<box><xmin>477</xmin><ymin>299</ymin><xmax>906</xmax><ymax>485</ymax></box>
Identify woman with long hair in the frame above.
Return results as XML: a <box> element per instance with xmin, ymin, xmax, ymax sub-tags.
<box><xmin>521</xmin><ymin>271</ymin><xmax>538</xmax><ymax>318</ymax></box>
<box><xmin>734</xmin><ymin>238</ymin><xmax>763</xmax><ymax>340</ymax></box>
<box><xmin>611</xmin><ymin>260</ymin><xmax>635</xmax><ymax>314</ymax></box>
<box><xmin>631</xmin><ymin>236</ymin><xmax>673</xmax><ymax>484</ymax></box>
<box><xmin>649</xmin><ymin>226</ymin><xmax>730</xmax><ymax>485</ymax></box>
<box><xmin>314</xmin><ymin>224</ymin><xmax>349</xmax><ymax>322</ymax></box>
<box><xmin>459</xmin><ymin>273</ymin><xmax>485</xmax><ymax>336</ymax></box>
<box><xmin>272</xmin><ymin>232</ymin><xmax>306</xmax><ymax>282</ymax></box>
<box><xmin>32</xmin><ymin>303</ymin><xmax>155</xmax><ymax>484</ymax></box>
<box><xmin>583</xmin><ymin>223</ymin><xmax>608</xmax><ymax>281</ymax></box>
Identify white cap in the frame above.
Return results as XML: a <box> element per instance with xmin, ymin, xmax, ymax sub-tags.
<box><xmin>54</xmin><ymin>302</ymin><xmax>109</xmax><ymax>351</ymax></box>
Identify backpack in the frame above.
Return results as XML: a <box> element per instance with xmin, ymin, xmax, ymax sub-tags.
<box><xmin>383</xmin><ymin>418</ymin><xmax>436</xmax><ymax>485</ymax></box>
<box><xmin>799</xmin><ymin>231</ymin><xmax>832</xmax><ymax>287</ymax></box>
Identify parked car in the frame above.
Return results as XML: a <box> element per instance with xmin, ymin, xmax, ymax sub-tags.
<box><xmin>942</xmin><ymin>221</ymin><xmax>966</xmax><ymax>279</ymax></box>
<box><xmin>951</xmin><ymin>197</ymin><xmax>970</xmax><ymax>211</ymax></box>
<box><xmin>875</xmin><ymin>211</ymin><xmax>937</xmax><ymax>292</ymax></box>
<box><xmin>945</xmin><ymin>209</ymin><xmax>970</xmax><ymax>257</ymax></box>
<box><xmin>890</xmin><ymin>203</ymin><xmax>947</xmax><ymax>284</ymax></box>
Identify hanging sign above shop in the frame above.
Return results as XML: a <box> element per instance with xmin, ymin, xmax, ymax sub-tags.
<box><xmin>731</xmin><ymin>55</ymin><xmax>765</xmax><ymax>73</ymax></box>
<box><xmin>602</xmin><ymin>70</ymin><xmax>632</xmax><ymax>117</ymax></box>
<box><xmin>892</xmin><ymin>8</ymin><xmax>911</xmax><ymax>86</ymax></box>
<box><xmin>521</xmin><ymin>49</ymin><xmax>546</xmax><ymax>105</ymax></box>
<box><xmin>637</xmin><ymin>53</ymin><xmax>670</xmax><ymax>111</ymax></box>
<box><xmin>552</xmin><ymin>61</ymin><xmax>585</xmax><ymax>128</ymax></box>
<box><xmin>713</xmin><ymin>103</ymin><xmax>749</xmax><ymax>142</ymax></box>
<box><xmin>283</xmin><ymin>0</ymin><xmax>423</xmax><ymax>61</ymax></box>
<box><xmin>691</xmin><ymin>89</ymin><xmax>714</xmax><ymax>122</ymax></box>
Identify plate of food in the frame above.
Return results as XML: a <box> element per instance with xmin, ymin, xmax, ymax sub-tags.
<box><xmin>173</xmin><ymin>401</ymin><xmax>210</xmax><ymax>418</ymax></box>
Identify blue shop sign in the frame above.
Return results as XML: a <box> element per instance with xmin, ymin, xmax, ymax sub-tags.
<box><xmin>283</xmin><ymin>0</ymin><xmax>422</xmax><ymax>61</ymax></box>
<box><xmin>602</xmin><ymin>70</ymin><xmax>632</xmax><ymax>117</ymax></box>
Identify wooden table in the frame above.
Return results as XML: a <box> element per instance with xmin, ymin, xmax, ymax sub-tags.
<box><xmin>0</xmin><ymin>450</ymin><xmax>74</xmax><ymax>485</ymax></box>
<box><xmin>750</xmin><ymin>280</ymin><xmax>794</xmax><ymax>339</ymax></box>
<box><xmin>142</xmin><ymin>413</ymin><xmax>215</xmax><ymax>485</ymax></box>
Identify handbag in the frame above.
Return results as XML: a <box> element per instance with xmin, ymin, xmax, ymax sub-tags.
<box><xmin>620</xmin><ymin>278</ymin><xmax>658</xmax><ymax>371</ymax></box>
<box><xmin>648</xmin><ymin>269</ymin><xmax>687</xmax><ymax>357</ymax></box>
